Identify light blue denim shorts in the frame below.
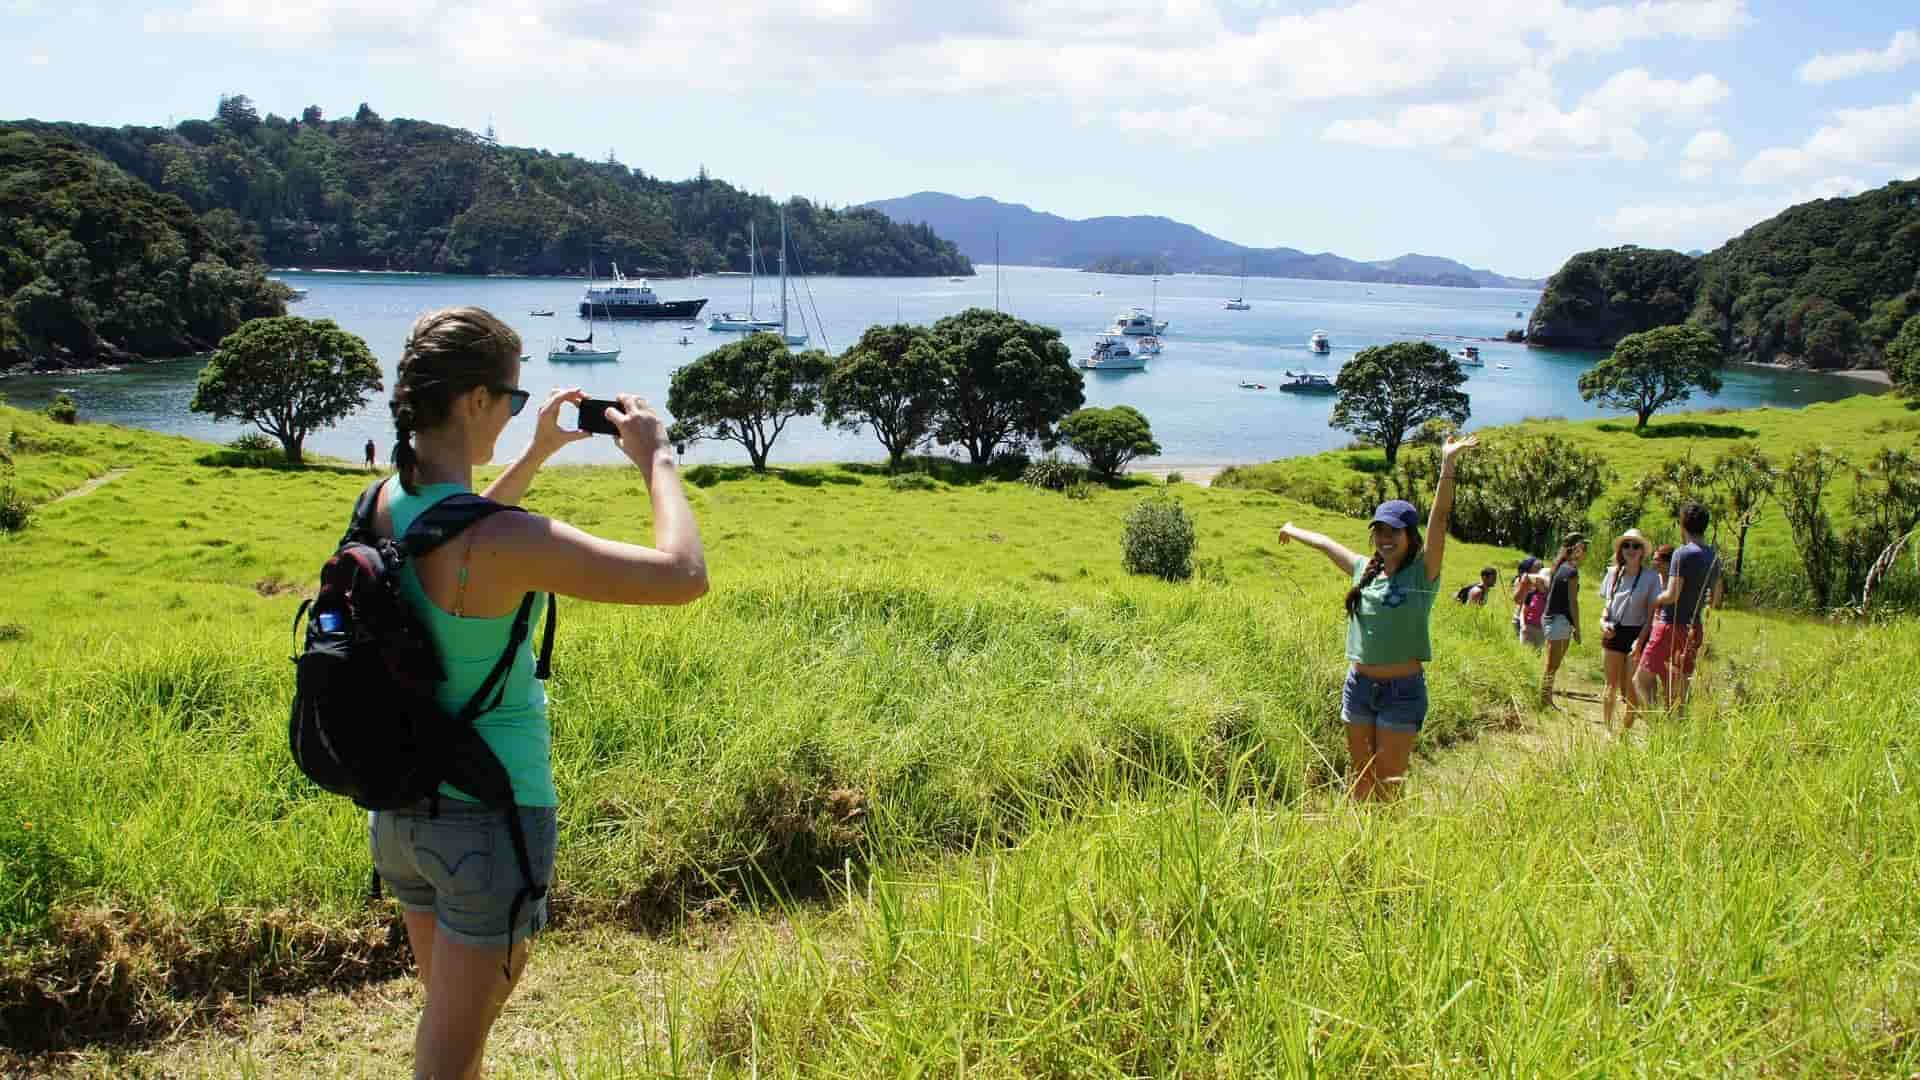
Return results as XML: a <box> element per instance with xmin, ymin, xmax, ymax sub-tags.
<box><xmin>1342</xmin><ymin>669</ymin><xmax>1429</xmax><ymax>734</ymax></box>
<box><xmin>369</xmin><ymin>796</ymin><xmax>557</xmax><ymax>949</ymax></box>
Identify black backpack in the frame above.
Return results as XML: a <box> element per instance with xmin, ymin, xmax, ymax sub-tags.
<box><xmin>289</xmin><ymin>479</ymin><xmax>557</xmax><ymax>951</ymax></box>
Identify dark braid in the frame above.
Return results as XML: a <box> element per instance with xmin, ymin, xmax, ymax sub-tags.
<box><xmin>388</xmin><ymin>307</ymin><xmax>521</xmax><ymax>494</ymax></box>
<box><xmin>1345</xmin><ymin>528</ymin><xmax>1424</xmax><ymax>616</ymax></box>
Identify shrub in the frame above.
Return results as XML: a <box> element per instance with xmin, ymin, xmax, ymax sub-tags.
<box><xmin>0</xmin><ymin>465</ymin><xmax>29</xmax><ymax>534</ymax></box>
<box><xmin>1021</xmin><ymin>454</ymin><xmax>1083</xmax><ymax>492</ymax></box>
<box><xmin>1165</xmin><ymin>471</ymin><xmax>1184</xmax><ymax>485</ymax></box>
<box><xmin>1064</xmin><ymin>480</ymin><xmax>1092</xmax><ymax>501</ymax></box>
<box><xmin>229</xmin><ymin>431</ymin><xmax>276</xmax><ymax>453</ymax></box>
<box><xmin>1121</xmin><ymin>494</ymin><xmax>1196</xmax><ymax>581</ymax></box>
<box><xmin>45</xmin><ymin>394</ymin><xmax>77</xmax><ymax>425</ymax></box>
<box><xmin>1058</xmin><ymin>405</ymin><xmax>1161</xmax><ymax>481</ymax></box>
<box><xmin>886</xmin><ymin>473</ymin><xmax>937</xmax><ymax>492</ymax></box>
<box><xmin>1504</xmin><ymin>328</ymin><xmax>1526</xmax><ymax>342</ymax></box>
<box><xmin>1407</xmin><ymin>417</ymin><xmax>1460</xmax><ymax>448</ymax></box>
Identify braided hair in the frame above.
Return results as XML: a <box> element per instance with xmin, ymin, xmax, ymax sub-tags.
<box><xmin>1345</xmin><ymin>527</ymin><xmax>1424</xmax><ymax>616</ymax></box>
<box><xmin>390</xmin><ymin>307</ymin><xmax>522</xmax><ymax>493</ymax></box>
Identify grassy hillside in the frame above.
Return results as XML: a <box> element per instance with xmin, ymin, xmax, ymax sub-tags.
<box><xmin>3</xmin><ymin>405</ymin><xmax>1915</xmax><ymax>1074</ymax></box>
<box><xmin>1216</xmin><ymin>394</ymin><xmax>1920</xmax><ymax>607</ymax></box>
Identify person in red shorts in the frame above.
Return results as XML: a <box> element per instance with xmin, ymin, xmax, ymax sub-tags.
<box><xmin>1633</xmin><ymin>545</ymin><xmax>1676</xmax><ymax>708</ymax></box>
<box><xmin>1638</xmin><ymin>503</ymin><xmax>1724</xmax><ymax>711</ymax></box>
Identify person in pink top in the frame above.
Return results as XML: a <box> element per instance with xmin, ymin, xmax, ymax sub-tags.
<box><xmin>1512</xmin><ymin>556</ymin><xmax>1548</xmax><ymax>649</ymax></box>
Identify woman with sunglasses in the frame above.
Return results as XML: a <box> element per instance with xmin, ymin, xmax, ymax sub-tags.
<box><xmin>1277</xmin><ymin>433</ymin><xmax>1478</xmax><ymax>802</ymax></box>
<box><xmin>369</xmin><ymin>307</ymin><xmax>707</xmax><ymax>1079</ymax></box>
<box><xmin>1597</xmin><ymin>528</ymin><xmax>1660</xmax><ymax>729</ymax></box>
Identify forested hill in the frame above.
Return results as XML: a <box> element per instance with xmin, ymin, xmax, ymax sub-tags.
<box><xmin>0</xmin><ymin>126</ymin><xmax>287</xmax><ymax>372</ymax></box>
<box><xmin>1528</xmin><ymin>177</ymin><xmax>1920</xmax><ymax>370</ymax></box>
<box><xmin>10</xmin><ymin>99</ymin><xmax>973</xmax><ymax>279</ymax></box>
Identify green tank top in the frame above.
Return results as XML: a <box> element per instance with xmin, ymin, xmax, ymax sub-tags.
<box><xmin>386</xmin><ymin>478</ymin><xmax>557</xmax><ymax>807</ymax></box>
<box><xmin>1345</xmin><ymin>559</ymin><xmax>1439</xmax><ymax>664</ymax></box>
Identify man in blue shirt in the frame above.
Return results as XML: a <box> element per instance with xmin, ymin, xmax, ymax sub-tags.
<box><xmin>1646</xmin><ymin>501</ymin><xmax>1723</xmax><ymax>709</ymax></box>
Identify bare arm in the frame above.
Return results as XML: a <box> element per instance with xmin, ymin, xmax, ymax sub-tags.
<box><xmin>1276</xmin><ymin>522</ymin><xmax>1364</xmax><ymax>577</ymax></box>
<box><xmin>497</xmin><ymin>394</ymin><xmax>707</xmax><ymax>606</ymax></box>
<box><xmin>1569</xmin><ymin>572</ymin><xmax>1582</xmax><ymax>643</ymax></box>
<box><xmin>482</xmin><ymin>388</ymin><xmax>590</xmax><ymax>507</ymax></box>
<box><xmin>1423</xmin><ymin>434</ymin><xmax>1478</xmax><ymax>583</ymax></box>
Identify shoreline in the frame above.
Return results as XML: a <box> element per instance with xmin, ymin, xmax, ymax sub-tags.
<box><xmin>1731</xmin><ymin>359</ymin><xmax>1892</xmax><ymax>386</ymax></box>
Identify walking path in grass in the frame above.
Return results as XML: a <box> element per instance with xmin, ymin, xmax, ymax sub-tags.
<box><xmin>47</xmin><ymin>467</ymin><xmax>129</xmax><ymax>504</ymax></box>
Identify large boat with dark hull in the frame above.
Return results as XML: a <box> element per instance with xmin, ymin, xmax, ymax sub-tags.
<box><xmin>578</xmin><ymin>264</ymin><xmax>708</xmax><ymax>319</ymax></box>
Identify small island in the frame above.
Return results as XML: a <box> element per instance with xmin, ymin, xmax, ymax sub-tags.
<box><xmin>1084</xmin><ymin>255</ymin><xmax>1173</xmax><ymax>276</ymax></box>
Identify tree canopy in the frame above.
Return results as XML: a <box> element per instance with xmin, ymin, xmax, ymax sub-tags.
<box><xmin>924</xmin><ymin>308</ymin><xmax>1083</xmax><ymax>466</ymax></box>
<box><xmin>821</xmin><ymin>323</ymin><xmax>942</xmax><ymax>469</ymax></box>
<box><xmin>1059</xmin><ymin>405</ymin><xmax>1161</xmax><ymax>481</ymax></box>
<box><xmin>1576</xmin><ymin>324</ymin><xmax>1724</xmax><ymax>429</ymax></box>
<box><xmin>0</xmin><ymin>126</ymin><xmax>287</xmax><ymax>371</ymax></box>
<box><xmin>1887</xmin><ymin>313</ymin><xmax>1920</xmax><ymax>392</ymax></box>
<box><xmin>189</xmin><ymin>316</ymin><xmax>382</xmax><ymax>463</ymax></box>
<box><xmin>1329</xmin><ymin>341</ymin><xmax>1470</xmax><ymax>466</ymax></box>
<box><xmin>667</xmin><ymin>333</ymin><xmax>833</xmax><ymax>471</ymax></box>
<box><xmin>11</xmin><ymin>103</ymin><xmax>972</xmax><ymax>279</ymax></box>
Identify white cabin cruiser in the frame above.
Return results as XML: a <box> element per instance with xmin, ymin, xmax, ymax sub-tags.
<box><xmin>1080</xmin><ymin>335</ymin><xmax>1145</xmax><ymax>370</ymax></box>
<box><xmin>1308</xmin><ymin>330</ymin><xmax>1331</xmax><ymax>354</ymax></box>
<box><xmin>1112</xmin><ymin>308</ymin><xmax>1169</xmax><ymax>335</ymax></box>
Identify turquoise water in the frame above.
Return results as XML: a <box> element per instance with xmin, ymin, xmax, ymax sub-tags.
<box><xmin>0</xmin><ymin>267</ymin><xmax>1877</xmax><ymax>467</ymax></box>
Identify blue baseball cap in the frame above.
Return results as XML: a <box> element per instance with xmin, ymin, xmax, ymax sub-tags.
<box><xmin>1518</xmin><ymin>556</ymin><xmax>1541</xmax><ymax>573</ymax></box>
<box><xmin>1369</xmin><ymin>500</ymin><xmax>1419</xmax><ymax>531</ymax></box>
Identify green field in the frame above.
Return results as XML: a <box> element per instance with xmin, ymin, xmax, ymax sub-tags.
<box><xmin>2</xmin><ymin>401</ymin><xmax>1917</xmax><ymax>1074</ymax></box>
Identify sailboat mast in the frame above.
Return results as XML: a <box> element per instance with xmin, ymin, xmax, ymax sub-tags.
<box><xmin>779</xmin><ymin>209</ymin><xmax>790</xmax><ymax>337</ymax></box>
<box><xmin>994</xmin><ymin>230</ymin><xmax>1001</xmax><ymax>313</ymax></box>
<box><xmin>748</xmin><ymin>220</ymin><xmax>757</xmax><ymax>319</ymax></box>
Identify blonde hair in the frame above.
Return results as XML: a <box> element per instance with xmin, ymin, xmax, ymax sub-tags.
<box><xmin>389</xmin><ymin>307</ymin><xmax>521</xmax><ymax>493</ymax></box>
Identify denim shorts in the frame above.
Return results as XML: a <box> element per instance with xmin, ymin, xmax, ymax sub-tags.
<box><xmin>1544</xmin><ymin>614</ymin><xmax>1575</xmax><ymax>642</ymax></box>
<box><xmin>369</xmin><ymin>797</ymin><xmax>558</xmax><ymax>949</ymax></box>
<box><xmin>1342</xmin><ymin>669</ymin><xmax>1429</xmax><ymax>733</ymax></box>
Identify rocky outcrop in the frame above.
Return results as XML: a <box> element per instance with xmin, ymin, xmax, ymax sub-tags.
<box><xmin>1525</xmin><ymin>246</ymin><xmax>1699</xmax><ymax>350</ymax></box>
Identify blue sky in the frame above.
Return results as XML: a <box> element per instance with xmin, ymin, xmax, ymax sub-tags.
<box><xmin>5</xmin><ymin>0</ymin><xmax>1917</xmax><ymax>278</ymax></box>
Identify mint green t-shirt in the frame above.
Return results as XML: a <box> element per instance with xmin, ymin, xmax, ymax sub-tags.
<box><xmin>1345</xmin><ymin>559</ymin><xmax>1439</xmax><ymax>664</ymax></box>
<box><xmin>386</xmin><ymin>478</ymin><xmax>557</xmax><ymax>808</ymax></box>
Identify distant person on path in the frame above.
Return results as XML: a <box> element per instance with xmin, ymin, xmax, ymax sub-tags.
<box><xmin>1634</xmin><ymin>544</ymin><xmax>1677</xmax><ymax>708</ymax></box>
<box><xmin>364</xmin><ymin>438</ymin><xmax>377</xmax><ymax>470</ymax></box>
<box><xmin>368</xmin><ymin>307</ymin><xmax>708</xmax><ymax>1079</ymax></box>
<box><xmin>1538</xmin><ymin>534</ymin><xmax>1590</xmax><ymax>707</ymax></box>
<box><xmin>1512</xmin><ymin>557</ymin><xmax>1547</xmax><ymax>648</ymax></box>
<box><xmin>1598</xmin><ymin>529</ymin><xmax>1660</xmax><ymax>729</ymax></box>
<box><xmin>1277</xmin><ymin>433</ymin><xmax>1478</xmax><ymax>802</ymax></box>
<box><xmin>1640</xmin><ymin>503</ymin><xmax>1723</xmax><ymax>710</ymax></box>
<box><xmin>1456</xmin><ymin>566</ymin><xmax>1498</xmax><ymax>605</ymax></box>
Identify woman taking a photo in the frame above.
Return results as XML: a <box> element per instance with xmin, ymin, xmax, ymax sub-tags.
<box><xmin>1512</xmin><ymin>556</ymin><xmax>1547</xmax><ymax>648</ymax></box>
<box><xmin>1537</xmin><ymin>533</ymin><xmax>1589</xmax><ymax>707</ymax></box>
<box><xmin>368</xmin><ymin>307</ymin><xmax>708</xmax><ymax>1079</ymax></box>
<box><xmin>1277</xmin><ymin>433</ymin><xmax>1478</xmax><ymax>802</ymax></box>
<box><xmin>1597</xmin><ymin>529</ymin><xmax>1660</xmax><ymax>729</ymax></box>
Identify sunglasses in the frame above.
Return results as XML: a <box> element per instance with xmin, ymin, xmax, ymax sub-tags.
<box><xmin>1622</xmin><ymin>541</ymin><xmax>1643</xmax><ymax>551</ymax></box>
<box><xmin>491</xmin><ymin>385</ymin><xmax>531</xmax><ymax>416</ymax></box>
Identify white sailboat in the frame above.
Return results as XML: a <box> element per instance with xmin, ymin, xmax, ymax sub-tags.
<box><xmin>708</xmin><ymin>220</ymin><xmax>782</xmax><ymax>332</ymax></box>
<box><xmin>549</xmin><ymin>255</ymin><xmax>621</xmax><ymax>363</ymax></box>
<box><xmin>778</xmin><ymin>209</ymin><xmax>808</xmax><ymax>347</ymax></box>
<box><xmin>1223</xmin><ymin>256</ymin><xmax>1251</xmax><ymax>310</ymax></box>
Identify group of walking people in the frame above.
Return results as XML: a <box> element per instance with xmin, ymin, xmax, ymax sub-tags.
<box><xmin>352</xmin><ymin>305</ymin><xmax>1726</xmax><ymax>1076</ymax></box>
<box><xmin>1503</xmin><ymin>505</ymin><xmax>1723</xmax><ymax>728</ymax></box>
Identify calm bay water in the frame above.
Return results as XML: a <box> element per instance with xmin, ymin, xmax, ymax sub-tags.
<box><xmin>0</xmin><ymin>267</ymin><xmax>1877</xmax><ymax>467</ymax></box>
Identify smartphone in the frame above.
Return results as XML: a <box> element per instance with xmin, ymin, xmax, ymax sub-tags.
<box><xmin>575</xmin><ymin>398</ymin><xmax>621</xmax><ymax>436</ymax></box>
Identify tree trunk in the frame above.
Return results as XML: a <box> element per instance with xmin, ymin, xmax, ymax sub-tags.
<box><xmin>748</xmin><ymin>442</ymin><xmax>769</xmax><ymax>472</ymax></box>
<box><xmin>1735</xmin><ymin>523</ymin><xmax>1749</xmax><ymax>577</ymax></box>
<box><xmin>1381</xmin><ymin>434</ymin><xmax>1401</xmax><ymax>467</ymax></box>
<box><xmin>1636</xmin><ymin>406</ymin><xmax>1653</xmax><ymax>430</ymax></box>
<box><xmin>280</xmin><ymin>435</ymin><xmax>303</xmax><ymax>465</ymax></box>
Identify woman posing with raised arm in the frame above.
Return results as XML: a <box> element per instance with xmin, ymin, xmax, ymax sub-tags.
<box><xmin>1277</xmin><ymin>434</ymin><xmax>1478</xmax><ymax>802</ymax></box>
<box><xmin>370</xmin><ymin>308</ymin><xmax>707</xmax><ymax>1080</ymax></box>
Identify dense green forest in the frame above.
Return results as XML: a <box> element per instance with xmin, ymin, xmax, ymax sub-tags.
<box><xmin>1084</xmin><ymin>255</ymin><xmax>1173</xmax><ymax>275</ymax></box>
<box><xmin>1528</xmin><ymin>178</ymin><xmax>1920</xmax><ymax>371</ymax></box>
<box><xmin>10</xmin><ymin>97</ymin><xmax>973</xmax><ymax>280</ymax></box>
<box><xmin>0</xmin><ymin>126</ymin><xmax>288</xmax><ymax>372</ymax></box>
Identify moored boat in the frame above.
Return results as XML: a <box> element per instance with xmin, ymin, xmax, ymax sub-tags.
<box><xmin>1080</xmin><ymin>335</ymin><xmax>1145</xmax><ymax>370</ymax></box>
<box><xmin>580</xmin><ymin>264</ymin><xmax>707</xmax><ymax>319</ymax></box>
<box><xmin>1454</xmin><ymin>345</ymin><xmax>1484</xmax><ymax>366</ymax></box>
<box><xmin>1112</xmin><ymin>308</ymin><xmax>1169</xmax><ymax>335</ymax></box>
<box><xmin>1308</xmin><ymin>330</ymin><xmax>1331</xmax><ymax>353</ymax></box>
<box><xmin>1277</xmin><ymin>371</ymin><xmax>1336</xmax><ymax>394</ymax></box>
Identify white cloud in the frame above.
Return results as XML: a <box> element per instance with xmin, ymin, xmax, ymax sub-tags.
<box><xmin>1602</xmin><ymin>176</ymin><xmax>1876</xmax><ymax>248</ymax></box>
<box><xmin>1797</xmin><ymin>28</ymin><xmax>1919</xmax><ymax>84</ymax></box>
<box><xmin>27</xmin><ymin>52</ymin><xmax>50</xmax><ymax>65</ymax></box>
<box><xmin>135</xmin><ymin>0</ymin><xmax>1752</xmax><ymax>143</ymax></box>
<box><xmin>1111</xmin><ymin>105</ymin><xmax>1248</xmax><ymax>148</ymax></box>
<box><xmin>1324</xmin><ymin>103</ymin><xmax>1483</xmax><ymax>152</ymax></box>
<box><xmin>1741</xmin><ymin>93</ymin><xmax>1920</xmax><ymax>184</ymax></box>
<box><xmin>1580</xmin><ymin>69</ymin><xmax>1729</xmax><ymax>115</ymax></box>
<box><xmin>1675</xmin><ymin>128</ymin><xmax>1732</xmax><ymax>180</ymax></box>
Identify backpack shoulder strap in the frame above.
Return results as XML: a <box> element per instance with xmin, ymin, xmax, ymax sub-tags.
<box><xmin>341</xmin><ymin>478</ymin><xmax>386</xmax><ymax>547</ymax></box>
<box><xmin>399</xmin><ymin>493</ymin><xmax>525</xmax><ymax>559</ymax></box>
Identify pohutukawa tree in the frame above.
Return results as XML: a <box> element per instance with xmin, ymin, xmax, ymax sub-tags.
<box><xmin>1329</xmin><ymin>341</ymin><xmax>1471</xmax><ymax>466</ymax></box>
<box><xmin>821</xmin><ymin>323</ymin><xmax>943</xmax><ymax>471</ymax></box>
<box><xmin>189</xmin><ymin>316</ymin><xmax>382</xmax><ymax>464</ymax></box>
<box><xmin>667</xmin><ymin>332</ymin><xmax>833</xmax><ymax>471</ymax></box>
<box><xmin>1577</xmin><ymin>324</ymin><xmax>1724</xmax><ymax>429</ymax></box>
<box><xmin>1059</xmin><ymin>405</ymin><xmax>1161</xmax><ymax>481</ymax></box>
<box><xmin>925</xmin><ymin>308</ymin><xmax>1083</xmax><ymax>466</ymax></box>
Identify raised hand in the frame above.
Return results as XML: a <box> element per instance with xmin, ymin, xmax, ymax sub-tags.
<box><xmin>1441</xmin><ymin>432</ymin><xmax>1479</xmax><ymax>466</ymax></box>
<box><xmin>605</xmin><ymin>393</ymin><xmax>671</xmax><ymax>469</ymax></box>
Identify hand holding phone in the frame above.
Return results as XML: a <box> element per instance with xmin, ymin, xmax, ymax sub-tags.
<box><xmin>574</xmin><ymin>398</ymin><xmax>623</xmax><ymax>436</ymax></box>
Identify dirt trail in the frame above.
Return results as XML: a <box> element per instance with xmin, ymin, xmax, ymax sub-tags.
<box><xmin>48</xmin><ymin>468</ymin><xmax>129</xmax><ymax>504</ymax></box>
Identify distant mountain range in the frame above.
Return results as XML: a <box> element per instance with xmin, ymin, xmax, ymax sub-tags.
<box><xmin>863</xmin><ymin>192</ymin><xmax>1543</xmax><ymax>289</ymax></box>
